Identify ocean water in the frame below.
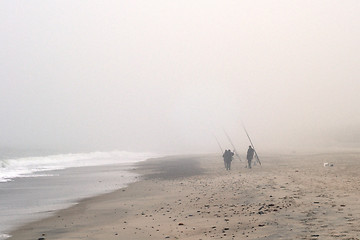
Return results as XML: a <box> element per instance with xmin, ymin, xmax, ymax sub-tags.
<box><xmin>0</xmin><ymin>150</ymin><xmax>160</xmax><ymax>239</ymax></box>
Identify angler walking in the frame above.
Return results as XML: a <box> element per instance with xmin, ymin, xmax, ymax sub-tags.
<box><xmin>243</xmin><ymin>124</ymin><xmax>262</xmax><ymax>167</ymax></box>
<box><xmin>223</xmin><ymin>149</ymin><xmax>234</xmax><ymax>171</ymax></box>
<box><xmin>246</xmin><ymin>146</ymin><xmax>255</xmax><ymax>169</ymax></box>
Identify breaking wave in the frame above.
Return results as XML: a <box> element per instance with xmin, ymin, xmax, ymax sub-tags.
<box><xmin>0</xmin><ymin>151</ymin><xmax>159</xmax><ymax>183</ymax></box>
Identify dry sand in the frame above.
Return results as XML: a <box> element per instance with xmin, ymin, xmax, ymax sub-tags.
<box><xmin>8</xmin><ymin>152</ymin><xmax>360</xmax><ymax>240</ymax></box>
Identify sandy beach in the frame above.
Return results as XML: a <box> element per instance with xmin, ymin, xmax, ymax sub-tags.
<box><xmin>8</xmin><ymin>152</ymin><xmax>360</xmax><ymax>240</ymax></box>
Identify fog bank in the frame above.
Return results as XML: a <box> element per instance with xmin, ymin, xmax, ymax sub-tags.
<box><xmin>1</xmin><ymin>1</ymin><xmax>359</xmax><ymax>154</ymax></box>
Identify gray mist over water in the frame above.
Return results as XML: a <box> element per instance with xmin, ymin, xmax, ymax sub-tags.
<box><xmin>1</xmin><ymin>1</ymin><xmax>360</xmax><ymax>154</ymax></box>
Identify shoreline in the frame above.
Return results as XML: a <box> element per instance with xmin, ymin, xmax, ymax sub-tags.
<box><xmin>1</xmin><ymin>162</ymin><xmax>141</xmax><ymax>239</ymax></box>
<box><xmin>8</xmin><ymin>152</ymin><xmax>360</xmax><ymax>239</ymax></box>
<box><xmin>7</xmin><ymin>154</ymin><xmax>208</xmax><ymax>240</ymax></box>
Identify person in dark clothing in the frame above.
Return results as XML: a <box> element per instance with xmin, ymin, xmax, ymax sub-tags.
<box><xmin>223</xmin><ymin>149</ymin><xmax>234</xmax><ymax>170</ymax></box>
<box><xmin>228</xmin><ymin>149</ymin><xmax>234</xmax><ymax>170</ymax></box>
<box><xmin>247</xmin><ymin>146</ymin><xmax>255</xmax><ymax>169</ymax></box>
<box><xmin>223</xmin><ymin>149</ymin><xmax>228</xmax><ymax>169</ymax></box>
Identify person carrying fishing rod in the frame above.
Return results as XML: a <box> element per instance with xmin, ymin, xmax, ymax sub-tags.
<box><xmin>223</xmin><ymin>149</ymin><xmax>234</xmax><ymax>171</ymax></box>
<box><xmin>246</xmin><ymin>145</ymin><xmax>255</xmax><ymax>169</ymax></box>
<box><xmin>243</xmin><ymin>124</ymin><xmax>262</xmax><ymax>168</ymax></box>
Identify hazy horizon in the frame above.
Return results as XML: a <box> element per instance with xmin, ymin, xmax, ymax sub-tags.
<box><xmin>1</xmin><ymin>1</ymin><xmax>360</xmax><ymax>154</ymax></box>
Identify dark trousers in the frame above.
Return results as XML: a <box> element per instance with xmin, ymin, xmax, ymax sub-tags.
<box><xmin>247</xmin><ymin>158</ymin><xmax>252</xmax><ymax>169</ymax></box>
<box><xmin>225</xmin><ymin>161</ymin><xmax>231</xmax><ymax>170</ymax></box>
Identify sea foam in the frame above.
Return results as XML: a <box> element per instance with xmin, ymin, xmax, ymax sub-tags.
<box><xmin>0</xmin><ymin>234</ymin><xmax>11</xmax><ymax>240</ymax></box>
<box><xmin>0</xmin><ymin>151</ymin><xmax>159</xmax><ymax>183</ymax></box>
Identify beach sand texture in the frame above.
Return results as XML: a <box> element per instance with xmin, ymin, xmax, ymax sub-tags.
<box><xmin>9</xmin><ymin>152</ymin><xmax>360</xmax><ymax>240</ymax></box>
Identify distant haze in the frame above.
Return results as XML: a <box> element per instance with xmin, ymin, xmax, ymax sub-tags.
<box><xmin>1</xmin><ymin>1</ymin><xmax>360</xmax><ymax>154</ymax></box>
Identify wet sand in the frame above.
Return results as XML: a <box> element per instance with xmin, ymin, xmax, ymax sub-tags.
<box><xmin>9</xmin><ymin>152</ymin><xmax>360</xmax><ymax>239</ymax></box>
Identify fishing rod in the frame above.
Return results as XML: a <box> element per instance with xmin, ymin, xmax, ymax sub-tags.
<box><xmin>242</xmin><ymin>124</ymin><xmax>261</xmax><ymax>165</ymax></box>
<box><xmin>213</xmin><ymin>134</ymin><xmax>224</xmax><ymax>154</ymax></box>
<box><xmin>223</xmin><ymin>129</ymin><xmax>242</xmax><ymax>161</ymax></box>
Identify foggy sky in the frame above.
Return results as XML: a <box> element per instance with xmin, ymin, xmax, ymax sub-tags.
<box><xmin>1</xmin><ymin>1</ymin><xmax>360</xmax><ymax>154</ymax></box>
